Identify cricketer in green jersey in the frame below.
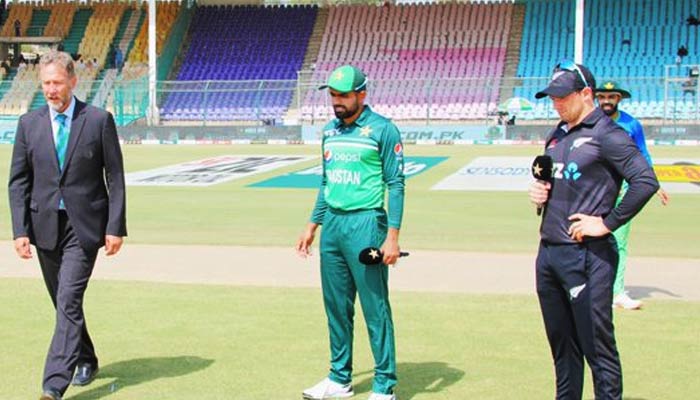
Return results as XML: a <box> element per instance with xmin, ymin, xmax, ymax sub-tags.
<box><xmin>595</xmin><ymin>81</ymin><xmax>670</xmax><ymax>310</ymax></box>
<box><xmin>296</xmin><ymin>65</ymin><xmax>405</xmax><ymax>400</ymax></box>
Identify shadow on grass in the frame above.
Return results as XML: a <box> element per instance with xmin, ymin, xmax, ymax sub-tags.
<box><xmin>628</xmin><ymin>285</ymin><xmax>681</xmax><ymax>300</ymax></box>
<box><xmin>69</xmin><ymin>356</ymin><xmax>214</xmax><ymax>400</ymax></box>
<box><xmin>353</xmin><ymin>361</ymin><xmax>464</xmax><ymax>400</ymax></box>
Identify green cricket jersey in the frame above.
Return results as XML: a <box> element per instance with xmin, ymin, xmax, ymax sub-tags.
<box><xmin>310</xmin><ymin>106</ymin><xmax>405</xmax><ymax>229</ymax></box>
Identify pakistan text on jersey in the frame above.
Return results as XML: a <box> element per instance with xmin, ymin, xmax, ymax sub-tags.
<box><xmin>327</xmin><ymin>169</ymin><xmax>362</xmax><ymax>185</ymax></box>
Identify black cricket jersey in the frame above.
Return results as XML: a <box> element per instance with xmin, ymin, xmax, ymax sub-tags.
<box><xmin>539</xmin><ymin>108</ymin><xmax>659</xmax><ymax>244</ymax></box>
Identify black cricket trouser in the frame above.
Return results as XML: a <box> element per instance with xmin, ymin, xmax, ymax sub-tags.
<box><xmin>36</xmin><ymin>210</ymin><xmax>98</xmax><ymax>395</ymax></box>
<box><xmin>536</xmin><ymin>236</ymin><xmax>622</xmax><ymax>400</ymax></box>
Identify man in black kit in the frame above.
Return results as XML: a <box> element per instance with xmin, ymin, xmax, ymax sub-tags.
<box><xmin>528</xmin><ymin>60</ymin><xmax>659</xmax><ymax>400</ymax></box>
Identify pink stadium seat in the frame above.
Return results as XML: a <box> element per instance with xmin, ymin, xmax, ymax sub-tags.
<box><xmin>301</xmin><ymin>2</ymin><xmax>512</xmax><ymax>122</ymax></box>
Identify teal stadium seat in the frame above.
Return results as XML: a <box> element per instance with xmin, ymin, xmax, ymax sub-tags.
<box><xmin>516</xmin><ymin>0</ymin><xmax>699</xmax><ymax>119</ymax></box>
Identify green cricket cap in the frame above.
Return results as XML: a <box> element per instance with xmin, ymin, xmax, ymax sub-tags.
<box><xmin>319</xmin><ymin>65</ymin><xmax>368</xmax><ymax>93</ymax></box>
<box><xmin>595</xmin><ymin>81</ymin><xmax>631</xmax><ymax>99</ymax></box>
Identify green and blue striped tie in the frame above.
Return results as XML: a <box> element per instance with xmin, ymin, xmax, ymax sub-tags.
<box><xmin>55</xmin><ymin>113</ymin><xmax>68</xmax><ymax>170</ymax></box>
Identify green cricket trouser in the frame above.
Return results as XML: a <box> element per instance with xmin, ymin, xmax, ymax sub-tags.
<box><xmin>613</xmin><ymin>182</ymin><xmax>631</xmax><ymax>296</ymax></box>
<box><xmin>320</xmin><ymin>207</ymin><xmax>397</xmax><ymax>395</ymax></box>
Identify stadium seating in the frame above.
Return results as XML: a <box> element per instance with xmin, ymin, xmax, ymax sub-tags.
<box><xmin>0</xmin><ymin>3</ymin><xmax>32</xmax><ymax>37</ymax></box>
<box><xmin>0</xmin><ymin>0</ymin><xmax>696</xmax><ymax>123</ymax></box>
<box><xmin>160</xmin><ymin>4</ymin><xmax>317</xmax><ymax>122</ymax></box>
<box><xmin>43</xmin><ymin>2</ymin><xmax>77</xmax><ymax>38</ymax></box>
<box><xmin>128</xmin><ymin>2</ymin><xmax>180</xmax><ymax>65</ymax></box>
<box><xmin>78</xmin><ymin>2</ymin><xmax>127</xmax><ymax>71</ymax></box>
<box><xmin>0</xmin><ymin>63</ymin><xmax>37</xmax><ymax>115</ymax></box>
<box><xmin>301</xmin><ymin>2</ymin><xmax>512</xmax><ymax>122</ymax></box>
<box><xmin>516</xmin><ymin>0</ymin><xmax>700</xmax><ymax>119</ymax></box>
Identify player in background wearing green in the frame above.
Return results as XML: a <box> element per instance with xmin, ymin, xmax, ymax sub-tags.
<box><xmin>595</xmin><ymin>81</ymin><xmax>670</xmax><ymax>310</ymax></box>
<box><xmin>296</xmin><ymin>65</ymin><xmax>405</xmax><ymax>400</ymax></box>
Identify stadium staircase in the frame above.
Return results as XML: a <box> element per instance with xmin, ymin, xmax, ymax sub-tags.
<box><xmin>163</xmin><ymin>17</ymin><xmax>191</xmax><ymax>81</ymax></box>
<box><xmin>28</xmin><ymin>64</ymin><xmax>46</xmax><ymax>110</ymax></box>
<box><xmin>86</xmin><ymin>67</ymin><xmax>109</xmax><ymax>105</ymax></box>
<box><xmin>284</xmin><ymin>6</ymin><xmax>328</xmax><ymax>123</ymax></box>
<box><xmin>28</xmin><ymin>84</ymin><xmax>46</xmax><ymax>111</ymax></box>
<box><xmin>157</xmin><ymin>3</ymin><xmax>192</xmax><ymax>81</ymax></box>
<box><xmin>91</xmin><ymin>68</ymin><xmax>117</xmax><ymax>108</ymax></box>
<box><xmin>301</xmin><ymin>6</ymin><xmax>327</xmax><ymax>72</ymax></box>
<box><xmin>94</xmin><ymin>7</ymin><xmax>141</xmax><ymax>111</ymax></box>
<box><xmin>19</xmin><ymin>10</ymin><xmax>50</xmax><ymax>110</ymax></box>
<box><xmin>117</xmin><ymin>7</ymin><xmax>143</xmax><ymax>67</ymax></box>
<box><xmin>0</xmin><ymin>68</ymin><xmax>18</xmax><ymax>103</ymax></box>
<box><xmin>499</xmin><ymin>2</ymin><xmax>525</xmax><ymax>101</ymax></box>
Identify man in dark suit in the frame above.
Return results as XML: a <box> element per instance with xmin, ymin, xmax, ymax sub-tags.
<box><xmin>8</xmin><ymin>50</ymin><xmax>127</xmax><ymax>400</ymax></box>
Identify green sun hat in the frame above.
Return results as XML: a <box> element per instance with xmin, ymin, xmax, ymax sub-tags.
<box><xmin>319</xmin><ymin>65</ymin><xmax>368</xmax><ymax>93</ymax></box>
<box><xmin>595</xmin><ymin>81</ymin><xmax>632</xmax><ymax>99</ymax></box>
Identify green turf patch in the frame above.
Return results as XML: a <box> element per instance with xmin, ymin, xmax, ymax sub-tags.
<box><xmin>1</xmin><ymin>144</ymin><xmax>695</xmax><ymax>258</ymax></box>
<box><xmin>1</xmin><ymin>279</ymin><xmax>698</xmax><ymax>399</ymax></box>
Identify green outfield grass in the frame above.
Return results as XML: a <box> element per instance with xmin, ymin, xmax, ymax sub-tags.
<box><xmin>0</xmin><ymin>279</ymin><xmax>698</xmax><ymax>400</ymax></box>
<box><xmin>1</xmin><ymin>144</ymin><xmax>698</xmax><ymax>399</ymax></box>
<box><xmin>1</xmin><ymin>144</ymin><xmax>697</xmax><ymax>257</ymax></box>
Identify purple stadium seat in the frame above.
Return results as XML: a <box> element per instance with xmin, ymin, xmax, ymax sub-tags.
<box><xmin>162</xmin><ymin>5</ymin><xmax>317</xmax><ymax>121</ymax></box>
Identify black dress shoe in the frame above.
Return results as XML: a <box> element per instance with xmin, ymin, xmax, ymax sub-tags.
<box><xmin>72</xmin><ymin>363</ymin><xmax>99</xmax><ymax>386</ymax></box>
<box><xmin>39</xmin><ymin>389</ymin><xmax>62</xmax><ymax>400</ymax></box>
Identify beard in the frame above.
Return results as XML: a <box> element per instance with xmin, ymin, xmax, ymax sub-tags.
<box><xmin>334</xmin><ymin>102</ymin><xmax>359</xmax><ymax>120</ymax></box>
<box><xmin>46</xmin><ymin>97</ymin><xmax>67</xmax><ymax>112</ymax></box>
<box><xmin>600</xmin><ymin>103</ymin><xmax>618</xmax><ymax>116</ymax></box>
<box><xmin>47</xmin><ymin>102</ymin><xmax>64</xmax><ymax>112</ymax></box>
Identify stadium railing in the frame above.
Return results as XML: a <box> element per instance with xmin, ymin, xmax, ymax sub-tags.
<box><xmin>0</xmin><ymin>74</ymin><xmax>696</xmax><ymax>127</ymax></box>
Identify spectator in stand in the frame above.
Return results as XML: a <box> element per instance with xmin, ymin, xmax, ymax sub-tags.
<box><xmin>1</xmin><ymin>59</ymin><xmax>11</xmax><ymax>75</ymax></box>
<box><xmin>13</xmin><ymin>19</ymin><xmax>21</xmax><ymax>66</ymax></box>
<box><xmin>0</xmin><ymin>0</ymin><xmax>6</xmax><ymax>25</ymax></box>
<box><xmin>114</xmin><ymin>47</ymin><xmax>123</xmax><ymax>73</ymax></box>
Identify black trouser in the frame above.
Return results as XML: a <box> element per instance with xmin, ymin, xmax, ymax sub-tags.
<box><xmin>36</xmin><ymin>211</ymin><xmax>98</xmax><ymax>395</ymax></box>
<box><xmin>536</xmin><ymin>237</ymin><xmax>622</xmax><ymax>400</ymax></box>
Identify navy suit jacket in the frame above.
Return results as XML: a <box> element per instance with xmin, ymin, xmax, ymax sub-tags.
<box><xmin>8</xmin><ymin>99</ymin><xmax>127</xmax><ymax>252</ymax></box>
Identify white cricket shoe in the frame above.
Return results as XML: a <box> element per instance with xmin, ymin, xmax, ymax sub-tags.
<box><xmin>368</xmin><ymin>393</ymin><xmax>396</xmax><ymax>400</ymax></box>
<box><xmin>613</xmin><ymin>291</ymin><xmax>643</xmax><ymax>310</ymax></box>
<box><xmin>302</xmin><ymin>377</ymin><xmax>354</xmax><ymax>399</ymax></box>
